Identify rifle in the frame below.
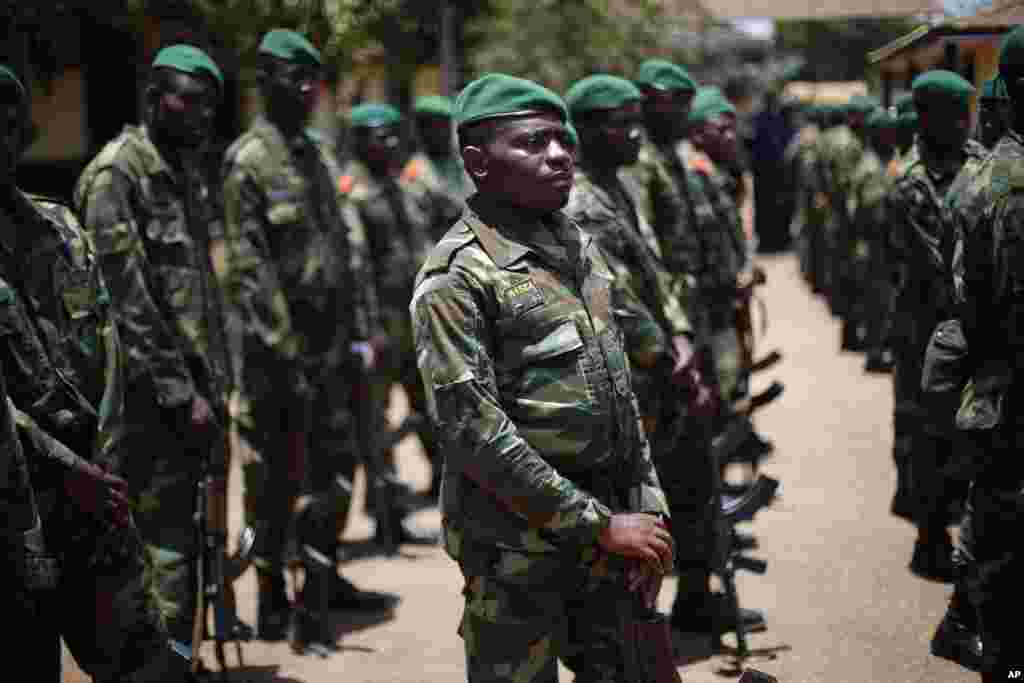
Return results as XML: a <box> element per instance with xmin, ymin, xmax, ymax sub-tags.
<box><xmin>619</xmin><ymin>593</ymin><xmax>683</xmax><ymax>683</ymax></box>
<box><xmin>184</xmin><ymin>161</ymin><xmax>255</xmax><ymax>680</ymax></box>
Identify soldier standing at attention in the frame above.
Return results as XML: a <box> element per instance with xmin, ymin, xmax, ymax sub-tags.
<box><xmin>411</xmin><ymin>73</ymin><xmax>675</xmax><ymax>681</ymax></box>
<box><xmin>341</xmin><ymin>102</ymin><xmax>447</xmax><ymax>524</ymax></box>
<box><xmin>1</xmin><ymin>63</ymin><xmax>181</xmax><ymax>682</ymax></box>
<box><xmin>885</xmin><ymin>70</ymin><xmax>986</xmax><ymax>584</ymax></box>
<box><xmin>74</xmin><ymin>44</ymin><xmax>238</xmax><ymax>648</ymax></box>
<box><xmin>221</xmin><ymin>30</ymin><xmax>397</xmax><ymax>640</ymax></box>
<box><xmin>404</xmin><ymin>94</ymin><xmax>470</xmax><ymax>240</ymax></box>
<box><xmin>948</xmin><ymin>27</ymin><xmax>1024</xmax><ymax>681</ymax></box>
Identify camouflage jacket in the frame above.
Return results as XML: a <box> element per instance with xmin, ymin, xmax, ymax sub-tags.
<box><xmin>410</xmin><ymin>195</ymin><xmax>668</xmax><ymax>568</ymax></box>
<box><xmin>886</xmin><ymin>137</ymin><xmax>986</xmax><ymax>343</ymax></box>
<box><xmin>816</xmin><ymin>125</ymin><xmax>864</xmax><ymax>229</ymax></box>
<box><xmin>75</xmin><ymin>125</ymin><xmax>231</xmax><ymax>412</ymax></box>
<box><xmin>221</xmin><ymin>117</ymin><xmax>357</xmax><ymax>404</ymax></box>
<box><xmin>624</xmin><ymin>140</ymin><xmax>706</xmax><ymax>289</ymax></box>
<box><xmin>0</xmin><ymin>191</ymin><xmax>124</xmax><ymax>463</ymax></box>
<box><xmin>948</xmin><ymin>130</ymin><xmax>1024</xmax><ymax>430</ymax></box>
<box><xmin>340</xmin><ymin>159</ymin><xmax>433</xmax><ymax>336</ymax></box>
<box><xmin>565</xmin><ymin>167</ymin><xmax>691</xmax><ymax>358</ymax></box>
<box><xmin>401</xmin><ymin>151</ymin><xmax>469</xmax><ymax>240</ymax></box>
<box><xmin>687</xmin><ymin>150</ymin><xmax>749</xmax><ymax>322</ymax></box>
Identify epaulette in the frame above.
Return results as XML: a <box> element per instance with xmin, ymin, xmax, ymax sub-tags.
<box><xmin>401</xmin><ymin>157</ymin><xmax>425</xmax><ymax>183</ymax></box>
<box><xmin>418</xmin><ymin>221</ymin><xmax>476</xmax><ymax>281</ymax></box>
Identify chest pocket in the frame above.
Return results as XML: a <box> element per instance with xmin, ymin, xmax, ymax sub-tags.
<box><xmin>143</xmin><ymin>205</ymin><xmax>199</xmax><ymax>314</ymax></box>
<box><xmin>55</xmin><ymin>254</ymin><xmax>107</xmax><ymax>363</ymax></box>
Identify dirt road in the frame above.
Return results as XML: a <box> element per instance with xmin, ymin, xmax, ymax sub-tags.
<box><xmin>64</xmin><ymin>254</ymin><xmax>976</xmax><ymax>682</ymax></box>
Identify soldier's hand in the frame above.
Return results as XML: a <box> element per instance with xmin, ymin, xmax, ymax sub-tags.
<box><xmin>598</xmin><ymin>513</ymin><xmax>674</xmax><ymax>574</ymax></box>
<box><xmin>65</xmin><ymin>462</ymin><xmax>131</xmax><ymax>527</ymax></box>
<box><xmin>670</xmin><ymin>335</ymin><xmax>696</xmax><ymax>377</ymax></box>
<box><xmin>190</xmin><ymin>394</ymin><xmax>215</xmax><ymax>429</ymax></box>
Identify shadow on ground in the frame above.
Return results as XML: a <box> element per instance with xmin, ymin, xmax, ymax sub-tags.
<box><xmin>226</xmin><ymin>664</ymin><xmax>303</xmax><ymax>682</ymax></box>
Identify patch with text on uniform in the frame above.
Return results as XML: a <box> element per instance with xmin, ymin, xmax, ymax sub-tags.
<box><xmin>504</xmin><ymin>279</ymin><xmax>545</xmax><ymax>317</ymax></box>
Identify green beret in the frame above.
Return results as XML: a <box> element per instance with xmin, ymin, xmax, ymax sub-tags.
<box><xmin>455</xmin><ymin>73</ymin><xmax>567</xmax><ymax>128</ymax></box>
<box><xmin>999</xmin><ymin>24</ymin><xmax>1024</xmax><ymax>77</ymax></box>
<box><xmin>635</xmin><ymin>59</ymin><xmax>697</xmax><ymax>93</ymax></box>
<box><xmin>414</xmin><ymin>95</ymin><xmax>454</xmax><ymax>118</ymax></box>
<box><xmin>980</xmin><ymin>77</ymin><xmax>1010</xmax><ymax>102</ymax></box>
<box><xmin>865</xmin><ymin>107</ymin><xmax>898</xmax><ymax>130</ymax></box>
<box><xmin>349</xmin><ymin>103</ymin><xmax>402</xmax><ymax>128</ymax></box>
<box><xmin>565</xmin><ymin>74</ymin><xmax>642</xmax><ymax>118</ymax></box>
<box><xmin>912</xmin><ymin>70</ymin><xmax>975</xmax><ymax>102</ymax></box>
<box><xmin>152</xmin><ymin>44</ymin><xmax>224</xmax><ymax>90</ymax></box>
<box><xmin>258</xmin><ymin>29</ymin><xmax>322</xmax><ymax>66</ymax></box>
<box><xmin>894</xmin><ymin>93</ymin><xmax>915</xmax><ymax>117</ymax></box>
<box><xmin>847</xmin><ymin>94</ymin><xmax>880</xmax><ymax>114</ymax></box>
<box><xmin>0</xmin><ymin>65</ymin><xmax>26</xmax><ymax>102</ymax></box>
<box><xmin>688</xmin><ymin>86</ymin><xmax>735</xmax><ymax>126</ymax></box>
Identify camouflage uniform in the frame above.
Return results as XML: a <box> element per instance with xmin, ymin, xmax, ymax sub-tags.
<box><xmin>885</xmin><ymin>136</ymin><xmax>985</xmax><ymax>536</ymax></box>
<box><xmin>687</xmin><ymin>150</ymin><xmax>750</xmax><ymax>402</ymax></box>
<box><xmin>815</xmin><ymin>123</ymin><xmax>864</xmax><ymax>318</ymax></box>
<box><xmin>221</xmin><ymin>116</ymin><xmax>357</xmax><ymax>574</ymax></box>
<box><xmin>852</xmin><ymin>147</ymin><xmax>902</xmax><ymax>363</ymax></box>
<box><xmin>0</xmin><ymin>191</ymin><xmax>166</xmax><ymax>680</ymax></box>
<box><xmin>340</xmin><ymin>158</ymin><xmax>437</xmax><ymax>481</ymax></box>
<box><xmin>948</xmin><ymin>128</ymin><xmax>1024</xmax><ymax>678</ymax></box>
<box><xmin>401</xmin><ymin>151</ymin><xmax>470</xmax><ymax>240</ymax></box>
<box><xmin>411</xmin><ymin>196</ymin><xmax>669</xmax><ymax>682</ymax></box>
<box><xmin>74</xmin><ymin>125</ymin><xmax>234</xmax><ymax>642</ymax></box>
<box><xmin>564</xmin><ymin>167</ymin><xmax>692</xmax><ymax>428</ymax></box>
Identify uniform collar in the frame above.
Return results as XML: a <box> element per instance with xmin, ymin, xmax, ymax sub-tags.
<box><xmin>0</xmin><ymin>189</ymin><xmax>62</xmax><ymax>257</ymax></box>
<box><xmin>464</xmin><ymin>194</ymin><xmax>591</xmax><ymax>271</ymax></box>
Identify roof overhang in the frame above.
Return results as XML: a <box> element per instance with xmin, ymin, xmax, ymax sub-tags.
<box><xmin>868</xmin><ymin>20</ymin><xmax>1014</xmax><ymax>79</ymax></box>
<box><xmin>700</xmin><ymin>0</ymin><xmax>939</xmax><ymax>20</ymax></box>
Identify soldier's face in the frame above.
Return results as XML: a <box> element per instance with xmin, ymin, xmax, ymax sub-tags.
<box><xmin>978</xmin><ymin>101</ymin><xmax>1009</xmax><ymax>149</ymax></box>
<box><xmin>358</xmin><ymin>124</ymin><xmax>402</xmax><ymax>174</ymax></box>
<box><xmin>590</xmin><ymin>102</ymin><xmax>644</xmax><ymax>167</ymax></box>
<box><xmin>0</xmin><ymin>98</ymin><xmax>24</xmax><ymax>186</ymax></box>
<box><xmin>692</xmin><ymin>113</ymin><xmax>737</xmax><ymax>165</ymax></box>
<box><xmin>465</xmin><ymin>112</ymin><xmax>575</xmax><ymax>212</ymax></box>
<box><xmin>152</xmin><ymin>70</ymin><xmax>219</xmax><ymax>149</ymax></box>
<box><xmin>641</xmin><ymin>87</ymin><xmax>694</xmax><ymax>137</ymax></box>
<box><xmin>264</xmin><ymin>59</ymin><xmax>320</xmax><ymax>125</ymax></box>
<box><xmin>916</xmin><ymin>96</ymin><xmax>970</xmax><ymax>154</ymax></box>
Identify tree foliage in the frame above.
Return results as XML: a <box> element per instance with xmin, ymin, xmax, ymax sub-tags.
<box><xmin>465</xmin><ymin>0</ymin><xmax>695</xmax><ymax>93</ymax></box>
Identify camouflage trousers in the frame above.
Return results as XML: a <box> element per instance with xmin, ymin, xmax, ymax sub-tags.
<box><xmin>116</xmin><ymin>382</ymin><xmax>205</xmax><ymax>644</ymax></box>
<box><xmin>239</xmin><ymin>363</ymin><xmax>355</xmax><ymax>572</ymax></box>
<box><xmin>459</xmin><ymin>544</ymin><xmax>639</xmax><ymax>683</ymax></box>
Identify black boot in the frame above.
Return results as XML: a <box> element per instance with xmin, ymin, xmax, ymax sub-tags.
<box><xmin>909</xmin><ymin>532</ymin><xmax>957</xmax><ymax>583</ymax></box>
<box><xmin>930</xmin><ymin>605</ymin><xmax>983</xmax><ymax>672</ymax></box>
<box><xmin>256</xmin><ymin>570</ymin><xmax>291</xmax><ymax>641</ymax></box>
<box><xmin>300</xmin><ymin>560</ymin><xmax>401</xmax><ymax>613</ymax></box>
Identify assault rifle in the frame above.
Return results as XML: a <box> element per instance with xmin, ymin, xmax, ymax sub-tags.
<box><xmin>184</xmin><ymin>162</ymin><xmax>255</xmax><ymax>680</ymax></box>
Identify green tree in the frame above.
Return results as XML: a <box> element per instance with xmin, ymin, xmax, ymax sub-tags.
<box><xmin>465</xmin><ymin>0</ymin><xmax>695</xmax><ymax>93</ymax></box>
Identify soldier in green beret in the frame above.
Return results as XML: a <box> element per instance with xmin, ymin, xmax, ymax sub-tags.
<box><xmin>946</xmin><ymin>25</ymin><xmax>1024</xmax><ymax>679</ymax></box>
<box><xmin>884</xmin><ymin>69</ymin><xmax>985</xmax><ymax>587</ymax></box>
<box><xmin>787</xmin><ymin>100</ymin><xmax>824</xmax><ymax>286</ymax></box>
<box><xmin>404</xmin><ymin>95</ymin><xmax>471</xmax><ymax>233</ymax></box>
<box><xmin>339</xmin><ymin>102</ymin><xmax>446</xmax><ymax>532</ymax></box>
<box><xmin>977</xmin><ymin>77</ymin><xmax>1011</xmax><ymax>149</ymax></box>
<box><xmin>854</xmin><ymin>108</ymin><xmax>902</xmax><ymax>374</ymax></box>
<box><xmin>74</xmin><ymin>43</ymin><xmax>242</xmax><ymax>650</ymax></box>
<box><xmin>220</xmin><ymin>29</ymin><xmax>398</xmax><ymax>640</ymax></box>
<box><xmin>411</xmin><ymin>72</ymin><xmax>674</xmax><ymax>681</ymax></box>
<box><xmin>3</xmin><ymin>62</ymin><xmax>187</xmax><ymax>681</ymax></box>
